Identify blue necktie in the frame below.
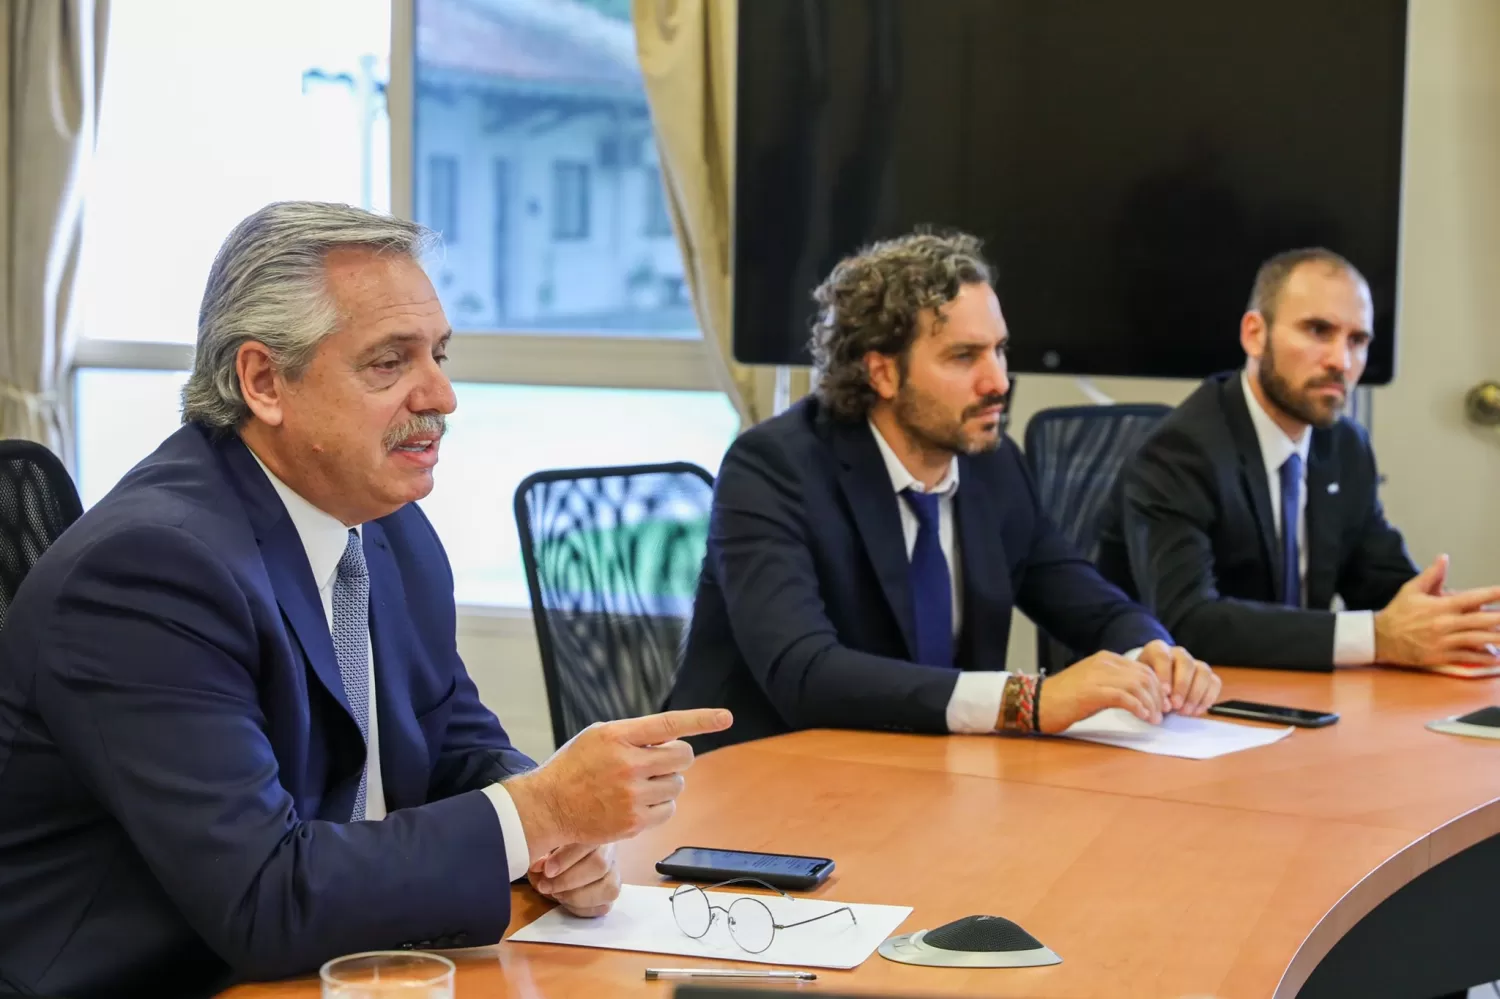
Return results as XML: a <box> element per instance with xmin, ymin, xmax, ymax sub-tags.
<box><xmin>1279</xmin><ymin>454</ymin><xmax>1303</xmax><ymax>609</ymax></box>
<box><xmin>333</xmin><ymin>528</ymin><xmax>371</xmax><ymax>821</ymax></box>
<box><xmin>902</xmin><ymin>489</ymin><xmax>954</xmax><ymax>668</ymax></box>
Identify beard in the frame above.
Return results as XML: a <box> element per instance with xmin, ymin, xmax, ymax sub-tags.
<box><xmin>891</xmin><ymin>380</ymin><xmax>1006</xmax><ymax>458</ymax></box>
<box><xmin>1258</xmin><ymin>338</ymin><xmax>1348</xmax><ymax>430</ymax></box>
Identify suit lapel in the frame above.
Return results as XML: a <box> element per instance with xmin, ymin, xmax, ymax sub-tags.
<box><xmin>363</xmin><ymin>520</ymin><xmax>426</xmax><ymax>811</ymax></box>
<box><xmin>1223</xmin><ymin>377</ymin><xmax>1285</xmax><ymax>601</ymax></box>
<box><xmin>952</xmin><ymin>460</ymin><xmax>1012</xmax><ymax>672</ymax></box>
<box><xmin>1303</xmin><ymin>432</ymin><xmax>1341</xmax><ymax>610</ymax></box>
<box><xmin>219</xmin><ymin>434</ymin><xmax>353</xmax><ymax>719</ymax></box>
<box><xmin>828</xmin><ymin>418</ymin><xmax>918</xmax><ymax>659</ymax></box>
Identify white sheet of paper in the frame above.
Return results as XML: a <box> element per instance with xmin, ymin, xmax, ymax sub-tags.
<box><xmin>1061</xmin><ymin>708</ymin><xmax>1294</xmax><ymax>759</ymax></box>
<box><xmin>507</xmin><ymin>884</ymin><xmax>912</xmax><ymax>970</ymax></box>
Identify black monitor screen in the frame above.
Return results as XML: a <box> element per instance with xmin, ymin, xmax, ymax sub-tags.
<box><xmin>733</xmin><ymin>0</ymin><xmax>1407</xmax><ymax>383</ymax></box>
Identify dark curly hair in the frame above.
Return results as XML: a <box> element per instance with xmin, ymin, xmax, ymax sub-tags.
<box><xmin>810</xmin><ymin>230</ymin><xmax>993</xmax><ymax>421</ymax></box>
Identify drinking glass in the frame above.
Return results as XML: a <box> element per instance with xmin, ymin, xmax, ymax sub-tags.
<box><xmin>320</xmin><ymin>951</ymin><xmax>455</xmax><ymax>998</ymax></box>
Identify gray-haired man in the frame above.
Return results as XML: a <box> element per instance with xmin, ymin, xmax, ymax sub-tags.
<box><xmin>0</xmin><ymin>201</ymin><xmax>730</xmax><ymax>998</ymax></box>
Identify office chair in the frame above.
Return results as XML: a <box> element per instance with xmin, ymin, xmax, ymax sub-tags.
<box><xmin>1022</xmin><ymin>404</ymin><xmax>1171</xmax><ymax>675</ymax></box>
<box><xmin>0</xmin><ymin>440</ymin><xmax>83</xmax><ymax>631</ymax></box>
<box><xmin>514</xmin><ymin>462</ymin><xmax>715</xmax><ymax>748</ymax></box>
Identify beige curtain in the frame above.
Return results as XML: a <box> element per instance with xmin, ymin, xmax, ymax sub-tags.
<box><xmin>0</xmin><ymin>0</ymin><xmax>109</xmax><ymax>459</ymax></box>
<box><xmin>634</xmin><ymin>0</ymin><xmax>809</xmax><ymax>428</ymax></box>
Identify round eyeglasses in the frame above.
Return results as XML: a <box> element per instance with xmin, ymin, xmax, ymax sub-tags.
<box><xmin>669</xmin><ymin>877</ymin><xmax>857</xmax><ymax>955</ymax></box>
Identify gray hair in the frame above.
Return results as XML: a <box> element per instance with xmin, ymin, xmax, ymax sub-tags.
<box><xmin>1247</xmin><ymin>247</ymin><xmax>1365</xmax><ymax>327</ymax></box>
<box><xmin>182</xmin><ymin>201</ymin><xmax>436</xmax><ymax>429</ymax></box>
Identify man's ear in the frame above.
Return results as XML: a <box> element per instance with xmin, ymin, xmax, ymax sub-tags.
<box><xmin>864</xmin><ymin>350</ymin><xmax>900</xmax><ymax>403</ymax></box>
<box><xmin>236</xmin><ymin>342</ymin><xmax>286</xmax><ymax>427</ymax></box>
<box><xmin>1240</xmin><ymin>311</ymin><xmax>1268</xmax><ymax>364</ymax></box>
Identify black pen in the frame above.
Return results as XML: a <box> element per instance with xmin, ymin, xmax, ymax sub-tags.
<box><xmin>644</xmin><ymin>968</ymin><xmax>817</xmax><ymax>982</ymax></box>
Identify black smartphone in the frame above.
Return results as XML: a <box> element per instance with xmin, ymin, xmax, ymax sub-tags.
<box><xmin>1208</xmin><ymin>699</ymin><xmax>1338</xmax><ymax>728</ymax></box>
<box><xmin>656</xmin><ymin>846</ymin><xmax>834</xmax><ymax>891</ymax></box>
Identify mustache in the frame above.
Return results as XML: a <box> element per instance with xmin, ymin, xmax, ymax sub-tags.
<box><xmin>382</xmin><ymin>413</ymin><xmax>447</xmax><ymax>451</ymax></box>
<box><xmin>963</xmin><ymin>394</ymin><xmax>1009</xmax><ymax>420</ymax></box>
<box><xmin>1307</xmin><ymin>375</ymin><xmax>1348</xmax><ymax>392</ymax></box>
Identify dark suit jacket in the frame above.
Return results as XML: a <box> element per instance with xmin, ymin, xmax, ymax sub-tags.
<box><xmin>0</xmin><ymin>425</ymin><xmax>534</xmax><ymax>999</ymax></box>
<box><xmin>1096</xmin><ymin>372</ymin><xmax>1417</xmax><ymax>669</ymax></box>
<box><xmin>668</xmin><ymin>396</ymin><xmax>1170</xmax><ymax>751</ymax></box>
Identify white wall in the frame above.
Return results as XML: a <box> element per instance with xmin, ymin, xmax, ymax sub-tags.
<box><xmin>458</xmin><ymin>608</ymin><xmax>556</xmax><ymax>760</ymax></box>
<box><xmin>1373</xmin><ymin>0</ymin><xmax>1500</xmax><ymax>589</ymax></box>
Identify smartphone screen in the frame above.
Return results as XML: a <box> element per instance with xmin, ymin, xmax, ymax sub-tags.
<box><xmin>1211</xmin><ymin>699</ymin><xmax>1336</xmax><ymax>724</ymax></box>
<box><xmin>662</xmin><ymin>847</ymin><xmax>830</xmax><ymax>879</ymax></box>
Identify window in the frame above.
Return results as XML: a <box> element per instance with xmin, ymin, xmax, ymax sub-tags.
<box><xmin>73</xmin><ymin>0</ymin><xmax>736</xmax><ymax>610</ymax></box>
<box><xmin>551</xmin><ymin>162</ymin><xmax>591</xmax><ymax>242</ymax></box>
<box><xmin>427</xmin><ymin>154</ymin><xmax>459</xmax><ymax>243</ymax></box>
<box><xmin>74</xmin><ymin>369</ymin><xmax>190</xmax><ymax>509</ymax></box>
<box><xmin>644</xmin><ymin>165</ymin><xmax>673</xmax><ymax>238</ymax></box>
<box><xmin>78</xmin><ymin>0</ymin><xmax>391</xmax><ymax>346</ymax></box>
<box><xmin>412</xmin><ymin>0</ymin><xmax>697</xmax><ymax>336</ymax></box>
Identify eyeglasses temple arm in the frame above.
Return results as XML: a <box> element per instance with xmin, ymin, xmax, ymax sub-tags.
<box><xmin>775</xmin><ymin>906</ymin><xmax>858</xmax><ymax>930</ymax></box>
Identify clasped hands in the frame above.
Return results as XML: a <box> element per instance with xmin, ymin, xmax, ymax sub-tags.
<box><xmin>1036</xmin><ymin>639</ymin><xmax>1221</xmax><ymax>734</ymax></box>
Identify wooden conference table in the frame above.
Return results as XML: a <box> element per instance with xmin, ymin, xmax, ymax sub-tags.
<box><xmin>226</xmin><ymin>667</ymin><xmax>1500</xmax><ymax>999</ymax></box>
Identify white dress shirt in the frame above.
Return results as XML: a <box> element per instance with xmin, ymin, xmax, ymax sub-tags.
<box><xmin>251</xmin><ymin>452</ymin><xmax>531</xmax><ymax>879</ymax></box>
<box><xmin>1239</xmin><ymin>371</ymin><xmax>1376</xmax><ymax>665</ymax></box>
<box><xmin>868</xmin><ymin>422</ymin><xmax>1016</xmax><ymax>734</ymax></box>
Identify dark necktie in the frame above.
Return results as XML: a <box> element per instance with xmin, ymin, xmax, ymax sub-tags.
<box><xmin>1279</xmin><ymin>454</ymin><xmax>1303</xmax><ymax>609</ymax></box>
<box><xmin>901</xmin><ymin>488</ymin><xmax>954</xmax><ymax>668</ymax></box>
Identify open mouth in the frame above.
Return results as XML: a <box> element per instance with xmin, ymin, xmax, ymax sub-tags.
<box><xmin>394</xmin><ymin>437</ymin><xmax>436</xmax><ymax>453</ymax></box>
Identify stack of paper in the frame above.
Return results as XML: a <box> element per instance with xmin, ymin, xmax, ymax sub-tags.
<box><xmin>508</xmin><ymin>884</ymin><xmax>912</xmax><ymax>970</ymax></box>
<box><xmin>1060</xmin><ymin>708</ymin><xmax>1294</xmax><ymax>759</ymax></box>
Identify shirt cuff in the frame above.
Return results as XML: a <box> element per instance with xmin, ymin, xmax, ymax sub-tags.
<box><xmin>1334</xmin><ymin>610</ymin><xmax>1377</xmax><ymax>666</ymax></box>
<box><xmin>947</xmin><ymin>671</ymin><xmax>1014</xmax><ymax>734</ymax></box>
<box><xmin>481</xmin><ymin>782</ymin><xmax>532</xmax><ymax>882</ymax></box>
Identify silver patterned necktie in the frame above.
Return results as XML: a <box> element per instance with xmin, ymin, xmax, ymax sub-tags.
<box><xmin>333</xmin><ymin>527</ymin><xmax>371</xmax><ymax>821</ymax></box>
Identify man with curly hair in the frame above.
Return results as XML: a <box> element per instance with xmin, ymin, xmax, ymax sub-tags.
<box><xmin>669</xmin><ymin>230</ymin><xmax>1219</xmax><ymax>751</ymax></box>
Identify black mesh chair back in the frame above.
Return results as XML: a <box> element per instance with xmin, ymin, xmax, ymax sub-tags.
<box><xmin>0</xmin><ymin>440</ymin><xmax>83</xmax><ymax>630</ymax></box>
<box><xmin>514</xmin><ymin>462</ymin><xmax>716</xmax><ymax>748</ymax></box>
<box><xmin>1022</xmin><ymin>404</ymin><xmax>1172</xmax><ymax>675</ymax></box>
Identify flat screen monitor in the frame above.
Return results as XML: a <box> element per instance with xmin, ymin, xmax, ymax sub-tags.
<box><xmin>733</xmin><ymin>0</ymin><xmax>1407</xmax><ymax>384</ymax></box>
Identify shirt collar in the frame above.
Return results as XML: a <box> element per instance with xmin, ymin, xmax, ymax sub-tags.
<box><xmin>1241</xmin><ymin>369</ymin><xmax>1311</xmax><ymax>473</ymax></box>
<box><xmin>868</xmin><ymin>420</ymin><xmax>960</xmax><ymax>497</ymax></box>
<box><xmin>248</xmin><ymin>447</ymin><xmax>359</xmax><ymax>593</ymax></box>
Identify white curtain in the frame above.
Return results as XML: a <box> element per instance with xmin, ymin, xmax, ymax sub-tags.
<box><xmin>0</xmin><ymin>0</ymin><xmax>110</xmax><ymax>460</ymax></box>
<box><xmin>633</xmin><ymin>0</ymin><xmax>808</xmax><ymax>427</ymax></box>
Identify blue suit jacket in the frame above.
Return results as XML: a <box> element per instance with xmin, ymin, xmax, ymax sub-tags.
<box><xmin>0</xmin><ymin>425</ymin><xmax>534</xmax><ymax>998</ymax></box>
<box><xmin>668</xmin><ymin>397</ymin><xmax>1171</xmax><ymax>751</ymax></box>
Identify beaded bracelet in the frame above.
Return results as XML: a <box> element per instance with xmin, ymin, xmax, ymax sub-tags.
<box><xmin>999</xmin><ymin>673</ymin><xmax>1041</xmax><ymax>733</ymax></box>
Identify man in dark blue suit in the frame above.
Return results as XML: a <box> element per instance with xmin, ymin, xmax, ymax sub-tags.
<box><xmin>0</xmin><ymin>202</ymin><xmax>730</xmax><ymax>998</ymax></box>
<box><xmin>669</xmin><ymin>230</ymin><xmax>1220</xmax><ymax>752</ymax></box>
